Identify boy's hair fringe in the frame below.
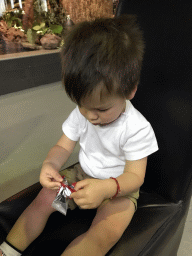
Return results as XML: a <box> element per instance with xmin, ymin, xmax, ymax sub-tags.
<box><xmin>60</xmin><ymin>14</ymin><xmax>145</xmax><ymax>105</ymax></box>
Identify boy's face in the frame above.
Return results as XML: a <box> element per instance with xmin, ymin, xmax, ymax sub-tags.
<box><xmin>78</xmin><ymin>86</ymin><xmax>128</xmax><ymax>126</ymax></box>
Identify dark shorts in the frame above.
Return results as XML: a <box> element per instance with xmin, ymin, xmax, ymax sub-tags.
<box><xmin>60</xmin><ymin>164</ymin><xmax>139</xmax><ymax>211</ymax></box>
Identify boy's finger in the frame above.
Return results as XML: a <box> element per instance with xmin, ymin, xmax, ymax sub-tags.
<box><xmin>51</xmin><ymin>182</ymin><xmax>62</xmax><ymax>189</ymax></box>
<box><xmin>70</xmin><ymin>191</ymin><xmax>78</xmax><ymax>199</ymax></box>
<box><xmin>51</xmin><ymin>185</ymin><xmax>61</xmax><ymax>190</ymax></box>
<box><xmin>70</xmin><ymin>190</ymin><xmax>84</xmax><ymax>199</ymax></box>
<box><xmin>74</xmin><ymin>179</ymin><xmax>88</xmax><ymax>191</ymax></box>
<box><xmin>51</xmin><ymin>171</ymin><xmax>63</xmax><ymax>183</ymax></box>
<box><xmin>43</xmin><ymin>179</ymin><xmax>61</xmax><ymax>190</ymax></box>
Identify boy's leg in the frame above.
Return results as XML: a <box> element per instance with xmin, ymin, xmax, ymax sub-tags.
<box><xmin>5</xmin><ymin>187</ymin><xmax>57</xmax><ymax>252</ymax></box>
<box><xmin>61</xmin><ymin>197</ymin><xmax>135</xmax><ymax>256</ymax></box>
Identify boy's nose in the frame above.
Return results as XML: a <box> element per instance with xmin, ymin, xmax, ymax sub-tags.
<box><xmin>87</xmin><ymin>110</ymin><xmax>99</xmax><ymax>121</ymax></box>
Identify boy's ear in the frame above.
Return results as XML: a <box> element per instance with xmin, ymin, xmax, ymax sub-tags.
<box><xmin>127</xmin><ymin>85</ymin><xmax>138</xmax><ymax>100</ymax></box>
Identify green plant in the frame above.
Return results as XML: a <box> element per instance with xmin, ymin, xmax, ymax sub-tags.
<box><xmin>1</xmin><ymin>9</ymin><xmax>23</xmax><ymax>28</ymax></box>
<box><xmin>33</xmin><ymin>0</ymin><xmax>66</xmax><ymax>34</ymax></box>
<box><xmin>26</xmin><ymin>28</ymin><xmax>37</xmax><ymax>44</ymax></box>
<box><xmin>1</xmin><ymin>0</ymin><xmax>67</xmax><ymax>45</ymax></box>
<box><xmin>25</xmin><ymin>0</ymin><xmax>66</xmax><ymax>44</ymax></box>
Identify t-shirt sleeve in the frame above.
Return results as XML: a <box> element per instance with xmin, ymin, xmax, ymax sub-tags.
<box><xmin>62</xmin><ymin>107</ymin><xmax>81</xmax><ymax>141</ymax></box>
<box><xmin>121</xmin><ymin>111</ymin><xmax>159</xmax><ymax>161</ymax></box>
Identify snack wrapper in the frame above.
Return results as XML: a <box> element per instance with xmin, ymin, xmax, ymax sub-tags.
<box><xmin>52</xmin><ymin>176</ymin><xmax>76</xmax><ymax>215</ymax></box>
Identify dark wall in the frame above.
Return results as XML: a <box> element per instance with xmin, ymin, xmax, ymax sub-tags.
<box><xmin>0</xmin><ymin>51</ymin><xmax>62</xmax><ymax>96</ymax></box>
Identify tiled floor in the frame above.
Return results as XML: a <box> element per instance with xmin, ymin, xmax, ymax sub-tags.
<box><xmin>177</xmin><ymin>197</ymin><xmax>192</xmax><ymax>255</ymax></box>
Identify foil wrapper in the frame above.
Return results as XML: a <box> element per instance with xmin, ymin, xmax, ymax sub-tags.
<box><xmin>52</xmin><ymin>176</ymin><xmax>76</xmax><ymax>215</ymax></box>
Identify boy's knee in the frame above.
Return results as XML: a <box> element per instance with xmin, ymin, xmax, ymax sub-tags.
<box><xmin>103</xmin><ymin>224</ymin><xmax>124</xmax><ymax>245</ymax></box>
<box><xmin>89</xmin><ymin>223</ymin><xmax>124</xmax><ymax>251</ymax></box>
<box><xmin>32</xmin><ymin>188</ymin><xmax>57</xmax><ymax>213</ymax></box>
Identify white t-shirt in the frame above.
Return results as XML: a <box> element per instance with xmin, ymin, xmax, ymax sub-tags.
<box><xmin>62</xmin><ymin>100</ymin><xmax>159</xmax><ymax>179</ymax></box>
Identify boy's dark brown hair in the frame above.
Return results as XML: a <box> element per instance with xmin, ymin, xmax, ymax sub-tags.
<box><xmin>60</xmin><ymin>14</ymin><xmax>145</xmax><ymax>105</ymax></box>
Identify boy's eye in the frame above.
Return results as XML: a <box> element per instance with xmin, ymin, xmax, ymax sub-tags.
<box><xmin>98</xmin><ymin>109</ymin><xmax>109</xmax><ymax>112</ymax></box>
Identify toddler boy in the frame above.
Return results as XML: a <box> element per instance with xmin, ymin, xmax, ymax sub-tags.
<box><xmin>0</xmin><ymin>14</ymin><xmax>158</xmax><ymax>256</ymax></box>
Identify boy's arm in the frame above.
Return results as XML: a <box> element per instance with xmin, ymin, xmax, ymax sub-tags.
<box><xmin>43</xmin><ymin>134</ymin><xmax>77</xmax><ymax>170</ymax></box>
<box><xmin>104</xmin><ymin>157</ymin><xmax>147</xmax><ymax>199</ymax></box>
<box><xmin>40</xmin><ymin>134</ymin><xmax>77</xmax><ymax>189</ymax></box>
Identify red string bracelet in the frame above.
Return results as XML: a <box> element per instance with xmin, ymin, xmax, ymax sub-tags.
<box><xmin>110</xmin><ymin>177</ymin><xmax>121</xmax><ymax>199</ymax></box>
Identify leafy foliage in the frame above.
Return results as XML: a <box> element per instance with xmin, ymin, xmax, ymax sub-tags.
<box><xmin>33</xmin><ymin>0</ymin><xmax>66</xmax><ymax>35</ymax></box>
<box><xmin>1</xmin><ymin>0</ymin><xmax>67</xmax><ymax>45</ymax></box>
<box><xmin>1</xmin><ymin>9</ymin><xmax>23</xmax><ymax>29</ymax></box>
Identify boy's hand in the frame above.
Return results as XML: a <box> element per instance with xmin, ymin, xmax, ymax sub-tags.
<box><xmin>40</xmin><ymin>162</ymin><xmax>63</xmax><ymax>190</ymax></box>
<box><xmin>70</xmin><ymin>179</ymin><xmax>108</xmax><ymax>209</ymax></box>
